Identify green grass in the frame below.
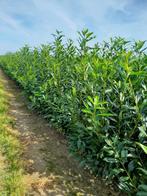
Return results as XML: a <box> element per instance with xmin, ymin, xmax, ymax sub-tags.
<box><xmin>0</xmin><ymin>29</ymin><xmax>146</xmax><ymax>194</ymax></box>
<box><xmin>0</xmin><ymin>81</ymin><xmax>26</xmax><ymax>195</ymax></box>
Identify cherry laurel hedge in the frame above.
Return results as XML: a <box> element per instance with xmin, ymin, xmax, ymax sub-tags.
<box><xmin>0</xmin><ymin>30</ymin><xmax>147</xmax><ymax>195</ymax></box>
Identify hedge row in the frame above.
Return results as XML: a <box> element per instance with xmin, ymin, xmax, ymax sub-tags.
<box><xmin>0</xmin><ymin>30</ymin><xmax>147</xmax><ymax>194</ymax></box>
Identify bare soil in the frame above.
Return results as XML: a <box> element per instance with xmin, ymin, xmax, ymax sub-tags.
<box><xmin>0</xmin><ymin>69</ymin><xmax>120</xmax><ymax>196</ymax></box>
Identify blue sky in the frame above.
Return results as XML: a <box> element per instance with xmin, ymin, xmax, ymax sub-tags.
<box><xmin>0</xmin><ymin>0</ymin><xmax>147</xmax><ymax>54</ymax></box>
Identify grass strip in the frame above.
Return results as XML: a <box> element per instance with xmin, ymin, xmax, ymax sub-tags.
<box><xmin>0</xmin><ymin>80</ymin><xmax>26</xmax><ymax>195</ymax></box>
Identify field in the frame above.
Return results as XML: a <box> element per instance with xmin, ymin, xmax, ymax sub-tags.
<box><xmin>0</xmin><ymin>29</ymin><xmax>147</xmax><ymax>195</ymax></box>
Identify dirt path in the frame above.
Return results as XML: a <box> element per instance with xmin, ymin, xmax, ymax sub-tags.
<box><xmin>0</xmin><ymin>69</ymin><xmax>119</xmax><ymax>196</ymax></box>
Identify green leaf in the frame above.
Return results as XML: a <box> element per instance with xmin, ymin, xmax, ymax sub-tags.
<box><xmin>138</xmin><ymin>168</ymin><xmax>147</xmax><ymax>175</ymax></box>
<box><xmin>128</xmin><ymin>160</ymin><xmax>135</xmax><ymax>172</ymax></box>
<box><xmin>136</xmin><ymin>142</ymin><xmax>147</xmax><ymax>154</ymax></box>
<box><xmin>82</xmin><ymin>109</ymin><xmax>92</xmax><ymax>114</ymax></box>
<box><xmin>104</xmin><ymin>157</ymin><xmax>118</xmax><ymax>163</ymax></box>
<box><xmin>97</xmin><ymin>113</ymin><xmax>114</xmax><ymax>117</ymax></box>
<box><xmin>138</xmin><ymin>184</ymin><xmax>147</xmax><ymax>192</ymax></box>
<box><xmin>139</xmin><ymin>126</ymin><xmax>147</xmax><ymax>137</ymax></box>
<box><xmin>105</xmin><ymin>139</ymin><xmax>112</xmax><ymax>146</ymax></box>
<box><xmin>121</xmin><ymin>150</ymin><xmax>128</xmax><ymax>158</ymax></box>
<box><xmin>136</xmin><ymin>191</ymin><xmax>147</xmax><ymax>196</ymax></box>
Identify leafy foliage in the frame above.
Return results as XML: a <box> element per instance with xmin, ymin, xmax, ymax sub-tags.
<box><xmin>0</xmin><ymin>29</ymin><xmax>147</xmax><ymax>194</ymax></box>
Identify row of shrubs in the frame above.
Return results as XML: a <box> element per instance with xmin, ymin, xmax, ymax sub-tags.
<box><xmin>0</xmin><ymin>30</ymin><xmax>147</xmax><ymax>194</ymax></box>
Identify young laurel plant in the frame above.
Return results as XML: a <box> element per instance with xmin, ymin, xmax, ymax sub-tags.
<box><xmin>80</xmin><ymin>96</ymin><xmax>114</xmax><ymax>171</ymax></box>
<box><xmin>82</xmin><ymin>95</ymin><xmax>113</xmax><ymax>137</ymax></box>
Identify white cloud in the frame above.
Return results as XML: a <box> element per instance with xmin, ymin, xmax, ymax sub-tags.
<box><xmin>0</xmin><ymin>0</ymin><xmax>147</xmax><ymax>54</ymax></box>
